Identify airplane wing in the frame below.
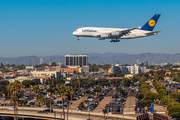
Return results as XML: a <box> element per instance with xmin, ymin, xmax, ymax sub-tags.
<box><xmin>146</xmin><ymin>31</ymin><xmax>161</xmax><ymax>36</ymax></box>
<box><xmin>96</xmin><ymin>27</ymin><xmax>138</xmax><ymax>38</ymax></box>
<box><xmin>116</xmin><ymin>27</ymin><xmax>138</xmax><ymax>36</ymax></box>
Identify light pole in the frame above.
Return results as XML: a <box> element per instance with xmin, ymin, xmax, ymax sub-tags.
<box><xmin>88</xmin><ymin>102</ymin><xmax>90</xmax><ymax>120</ymax></box>
<box><xmin>50</xmin><ymin>99</ymin><xmax>51</xmax><ymax>113</ymax></box>
<box><xmin>168</xmin><ymin>112</ymin><xmax>179</xmax><ymax>120</ymax></box>
<box><xmin>123</xmin><ymin>108</ymin><xmax>126</xmax><ymax>120</ymax></box>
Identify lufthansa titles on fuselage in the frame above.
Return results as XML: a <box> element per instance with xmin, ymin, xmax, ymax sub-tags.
<box><xmin>82</xmin><ymin>29</ymin><xmax>97</xmax><ymax>32</ymax></box>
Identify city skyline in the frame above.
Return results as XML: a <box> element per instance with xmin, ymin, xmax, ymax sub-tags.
<box><xmin>0</xmin><ymin>0</ymin><xmax>180</xmax><ymax>57</ymax></box>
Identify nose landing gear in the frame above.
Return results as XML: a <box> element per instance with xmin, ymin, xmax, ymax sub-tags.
<box><xmin>110</xmin><ymin>39</ymin><xmax>120</xmax><ymax>43</ymax></box>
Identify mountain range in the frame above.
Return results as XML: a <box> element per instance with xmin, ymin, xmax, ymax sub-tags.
<box><xmin>1</xmin><ymin>53</ymin><xmax>180</xmax><ymax>65</ymax></box>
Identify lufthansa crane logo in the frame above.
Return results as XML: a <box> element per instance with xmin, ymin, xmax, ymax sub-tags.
<box><xmin>148</xmin><ymin>19</ymin><xmax>156</xmax><ymax>27</ymax></box>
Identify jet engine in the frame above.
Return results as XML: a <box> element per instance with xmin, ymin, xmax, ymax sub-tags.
<box><xmin>100</xmin><ymin>33</ymin><xmax>109</xmax><ymax>38</ymax></box>
<box><xmin>111</xmin><ymin>31</ymin><xmax>119</xmax><ymax>36</ymax></box>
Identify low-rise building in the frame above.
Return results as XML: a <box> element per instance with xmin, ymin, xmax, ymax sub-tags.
<box><xmin>60</xmin><ymin>67</ymin><xmax>82</xmax><ymax>74</ymax></box>
<box><xmin>8</xmin><ymin>76</ymin><xmax>39</xmax><ymax>84</ymax></box>
<box><xmin>31</xmin><ymin>70</ymin><xmax>61</xmax><ymax>79</ymax></box>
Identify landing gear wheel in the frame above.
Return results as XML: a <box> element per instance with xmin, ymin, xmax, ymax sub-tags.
<box><xmin>110</xmin><ymin>39</ymin><xmax>120</xmax><ymax>43</ymax></box>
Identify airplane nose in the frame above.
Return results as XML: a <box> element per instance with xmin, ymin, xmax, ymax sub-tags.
<box><xmin>73</xmin><ymin>31</ymin><xmax>76</xmax><ymax>35</ymax></box>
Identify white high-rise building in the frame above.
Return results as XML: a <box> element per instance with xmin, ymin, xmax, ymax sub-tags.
<box><xmin>111</xmin><ymin>64</ymin><xmax>141</xmax><ymax>74</ymax></box>
<box><xmin>40</xmin><ymin>58</ymin><xmax>43</xmax><ymax>64</ymax></box>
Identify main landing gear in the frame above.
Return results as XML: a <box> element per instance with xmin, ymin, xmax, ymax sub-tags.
<box><xmin>77</xmin><ymin>36</ymin><xmax>79</xmax><ymax>41</ymax></box>
<box><xmin>110</xmin><ymin>39</ymin><xmax>120</xmax><ymax>43</ymax></box>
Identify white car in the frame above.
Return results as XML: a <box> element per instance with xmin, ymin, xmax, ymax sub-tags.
<box><xmin>7</xmin><ymin>107</ymin><xmax>17</xmax><ymax>111</ymax></box>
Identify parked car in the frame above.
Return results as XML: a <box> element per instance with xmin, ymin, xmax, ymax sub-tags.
<box><xmin>29</xmin><ymin>102</ymin><xmax>35</xmax><ymax>105</ymax></box>
<box><xmin>37</xmin><ymin>111</ymin><xmax>48</xmax><ymax>114</ymax></box>
<box><xmin>7</xmin><ymin>107</ymin><xmax>17</xmax><ymax>111</ymax></box>
<box><xmin>43</xmin><ymin>108</ymin><xmax>53</xmax><ymax>113</ymax></box>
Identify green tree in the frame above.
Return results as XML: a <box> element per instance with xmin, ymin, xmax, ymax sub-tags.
<box><xmin>149</xmin><ymin>70</ymin><xmax>154</xmax><ymax>75</ymax></box>
<box><xmin>46</xmin><ymin>99</ymin><xmax>54</xmax><ymax>108</ymax></box>
<box><xmin>71</xmin><ymin>79</ymin><xmax>79</xmax><ymax>88</ymax></box>
<box><xmin>144</xmin><ymin>72</ymin><xmax>149</xmax><ymax>78</ymax></box>
<box><xmin>0</xmin><ymin>80</ymin><xmax>9</xmax><ymax>92</ymax></box>
<box><xmin>168</xmin><ymin>105</ymin><xmax>180</xmax><ymax>118</ymax></box>
<box><xmin>51</xmin><ymin>62</ymin><xmax>57</xmax><ymax>66</ymax></box>
<box><xmin>136</xmin><ymin>93</ymin><xmax>144</xmax><ymax>100</ymax></box>
<box><xmin>169</xmin><ymin>92</ymin><xmax>177</xmax><ymax>98</ymax></box>
<box><xmin>46</xmin><ymin>79</ymin><xmax>52</xmax><ymax>85</ymax></box>
<box><xmin>18</xmin><ymin>100</ymin><xmax>28</xmax><ymax>106</ymax></box>
<box><xmin>33</xmin><ymin>86</ymin><xmax>40</xmax><ymax>106</ymax></box>
<box><xmin>99</xmin><ymin>79</ymin><xmax>110</xmax><ymax>86</ymax></box>
<box><xmin>47</xmin><ymin>88</ymin><xmax>55</xmax><ymax>94</ymax></box>
<box><xmin>93</xmin><ymin>87</ymin><xmax>101</xmax><ymax>93</ymax></box>
<box><xmin>116</xmin><ymin>87</ymin><xmax>125</xmax><ymax>95</ymax></box>
<box><xmin>176</xmin><ymin>93</ymin><xmax>180</xmax><ymax>102</ymax></box>
<box><xmin>16</xmin><ymin>64</ymin><xmax>26</xmax><ymax>70</ymax></box>
<box><xmin>79</xmin><ymin>102</ymin><xmax>85</xmax><ymax>110</ymax></box>
<box><xmin>56</xmin><ymin>79</ymin><xmax>65</xmax><ymax>84</ymax></box>
<box><xmin>22</xmin><ymin>80</ymin><xmax>34</xmax><ymax>87</ymax></box>
<box><xmin>132</xmin><ymin>76</ymin><xmax>138</xmax><ymax>82</ymax></box>
<box><xmin>122</xmin><ymin>78</ymin><xmax>131</xmax><ymax>87</ymax></box>
<box><xmin>37</xmin><ymin>94</ymin><xmax>45</xmax><ymax>106</ymax></box>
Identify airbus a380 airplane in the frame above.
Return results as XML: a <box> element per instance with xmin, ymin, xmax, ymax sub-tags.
<box><xmin>73</xmin><ymin>14</ymin><xmax>161</xmax><ymax>42</ymax></box>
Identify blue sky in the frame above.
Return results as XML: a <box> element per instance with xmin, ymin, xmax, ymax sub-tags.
<box><xmin>0</xmin><ymin>0</ymin><xmax>180</xmax><ymax>57</ymax></box>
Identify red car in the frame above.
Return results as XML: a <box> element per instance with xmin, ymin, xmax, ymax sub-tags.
<box><xmin>5</xmin><ymin>98</ymin><xmax>10</xmax><ymax>101</ymax></box>
<box><xmin>29</xmin><ymin>97</ymin><xmax>34</xmax><ymax>100</ymax></box>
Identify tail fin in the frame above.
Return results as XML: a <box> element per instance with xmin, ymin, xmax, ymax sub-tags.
<box><xmin>140</xmin><ymin>14</ymin><xmax>161</xmax><ymax>31</ymax></box>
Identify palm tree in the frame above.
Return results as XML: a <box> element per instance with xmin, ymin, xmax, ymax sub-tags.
<box><xmin>82</xmin><ymin>73</ymin><xmax>85</xmax><ymax>78</ymax></box>
<box><xmin>33</xmin><ymin>86</ymin><xmax>40</xmax><ymax>106</ymax></box>
<box><xmin>69</xmin><ymin>88</ymin><xmax>74</xmax><ymax>101</ymax></box>
<box><xmin>64</xmin><ymin>87</ymin><xmax>74</xmax><ymax>120</ymax></box>
<box><xmin>7</xmin><ymin>80</ymin><xmax>21</xmax><ymax>120</ymax></box>
<box><xmin>58</xmin><ymin>85</ymin><xmax>66</xmax><ymax>120</ymax></box>
<box><xmin>77</xmin><ymin>72</ymin><xmax>81</xmax><ymax>89</ymax></box>
<box><xmin>37</xmin><ymin>94</ymin><xmax>45</xmax><ymax>107</ymax></box>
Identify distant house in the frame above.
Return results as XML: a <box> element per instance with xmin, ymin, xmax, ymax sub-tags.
<box><xmin>165</xmin><ymin>70</ymin><xmax>171</xmax><ymax>75</ymax></box>
<box><xmin>124</xmin><ymin>74</ymin><xmax>134</xmax><ymax>78</ymax></box>
<box><xmin>164</xmin><ymin>76</ymin><xmax>171</xmax><ymax>81</ymax></box>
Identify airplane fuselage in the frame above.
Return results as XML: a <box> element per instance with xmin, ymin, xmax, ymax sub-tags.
<box><xmin>73</xmin><ymin>27</ymin><xmax>155</xmax><ymax>40</ymax></box>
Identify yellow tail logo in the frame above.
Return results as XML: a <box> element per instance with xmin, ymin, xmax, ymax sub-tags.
<box><xmin>148</xmin><ymin>19</ymin><xmax>156</xmax><ymax>27</ymax></box>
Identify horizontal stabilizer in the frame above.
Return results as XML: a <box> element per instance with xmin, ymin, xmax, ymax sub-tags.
<box><xmin>146</xmin><ymin>31</ymin><xmax>161</xmax><ymax>36</ymax></box>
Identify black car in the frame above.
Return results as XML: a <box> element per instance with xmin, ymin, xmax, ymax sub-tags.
<box><xmin>29</xmin><ymin>102</ymin><xmax>35</xmax><ymax>105</ymax></box>
<box><xmin>57</xmin><ymin>101</ymin><xmax>62</xmax><ymax>104</ymax></box>
<box><xmin>43</xmin><ymin>108</ymin><xmax>53</xmax><ymax>113</ymax></box>
<box><xmin>38</xmin><ymin>111</ymin><xmax>48</xmax><ymax>114</ymax></box>
<box><xmin>115</xmin><ymin>106</ymin><xmax>121</xmax><ymax>113</ymax></box>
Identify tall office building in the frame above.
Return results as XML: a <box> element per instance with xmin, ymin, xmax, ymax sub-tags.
<box><xmin>143</xmin><ymin>60</ymin><xmax>148</xmax><ymax>66</ymax></box>
<box><xmin>65</xmin><ymin>55</ymin><xmax>87</xmax><ymax>67</ymax></box>
<box><xmin>40</xmin><ymin>58</ymin><xmax>43</xmax><ymax>64</ymax></box>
